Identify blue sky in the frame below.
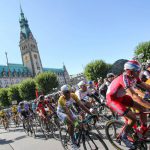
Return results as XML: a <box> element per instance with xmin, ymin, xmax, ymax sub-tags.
<box><xmin>0</xmin><ymin>0</ymin><xmax>150</xmax><ymax>74</ymax></box>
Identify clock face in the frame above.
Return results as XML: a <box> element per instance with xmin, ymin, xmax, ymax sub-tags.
<box><xmin>24</xmin><ymin>54</ymin><xmax>30</xmax><ymax>63</ymax></box>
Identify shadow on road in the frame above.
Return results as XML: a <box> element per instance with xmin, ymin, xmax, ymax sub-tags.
<box><xmin>0</xmin><ymin>138</ymin><xmax>13</xmax><ymax>145</ymax></box>
<box><xmin>14</xmin><ymin>135</ymin><xmax>27</xmax><ymax>141</ymax></box>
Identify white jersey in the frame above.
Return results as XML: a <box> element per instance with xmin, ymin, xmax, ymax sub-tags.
<box><xmin>75</xmin><ymin>89</ymin><xmax>91</xmax><ymax>101</ymax></box>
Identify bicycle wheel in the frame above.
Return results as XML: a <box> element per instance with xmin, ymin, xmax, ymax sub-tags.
<box><xmin>105</xmin><ymin>120</ymin><xmax>127</xmax><ymax>150</ymax></box>
<box><xmin>50</xmin><ymin>119</ymin><xmax>61</xmax><ymax>140</ymax></box>
<box><xmin>82</xmin><ymin>131</ymin><xmax>108</xmax><ymax>150</ymax></box>
<box><xmin>23</xmin><ymin>120</ymin><xmax>30</xmax><ymax>136</ymax></box>
<box><xmin>29</xmin><ymin>120</ymin><xmax>36</xmax><ymax>138</ymax></box>
<box><xmin>59</xmin><ymin>127</ymin><xmax>71</xmax><ymax>150</ymax></box>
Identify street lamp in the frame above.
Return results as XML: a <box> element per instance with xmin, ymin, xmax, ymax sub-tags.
<box><xmin>5</xmin><ymin>52</ymin><xmax>12</xmax><ymax>85</ymax></box>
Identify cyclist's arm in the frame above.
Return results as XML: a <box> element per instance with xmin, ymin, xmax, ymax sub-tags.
<box><xmin>76</xmin><ymin>100</ymin><xmax>92</xmax><ymax>115</ymax></box>
<box><xmin>126</xmin><ymin>87</ymin><xmax>150</xmax><ymax>109</ymax></box>
<box><xmin>63</xmin><ymin>106</ymin><xmax>74</xmax><ymax>121</ymax></box>
<box><xmin>134</xmin><ymin>88</ymin><xmax>145</xmax><ymax>98</ymax></box>
<box><xmin>138</xmin><ymin>82</ymin><xmax>150</xmax><ymax>92</ymax></box>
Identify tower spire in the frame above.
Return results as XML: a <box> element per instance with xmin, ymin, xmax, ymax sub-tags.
<box><xmin>19</xmin><ymin>5</ymin><xmax>31</xmax><ymax>39</ymax></box>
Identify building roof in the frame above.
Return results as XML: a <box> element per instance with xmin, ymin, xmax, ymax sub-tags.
<box><xmin>0</xmin><ymin>63</ymin><xmax>65</xmax><ymax>78</ymax></box>
<box><xmin>43</xmin><ymin>68</ymin><xmax>64</xmax><ymax>74</ymax></box>
<box><xmin>0</xmin><ymin>63</ymin><xmax>30</xmax><ymax>77</ymax></box>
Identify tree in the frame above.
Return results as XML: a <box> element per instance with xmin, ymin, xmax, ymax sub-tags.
<box><xmin>35</xmin><ymin>72</ymin><xmax>59</xmax><ymax>95</ymax></box>
<box><xmin>0</xmin><ymin>88</ymin><xmax>9</xmax><ymax>107</ymax></box>
<box><xmin>19</xmin><ymin>79</ymin><xmax>36</xmax><ymax>100</ymax></box>
<box><xmin>134</xmin><ymin>41</ymin><xmax>150</xmax><ymax>62</ymax></box>
<box><xmin>84</xmin><ymin>60</ymin><xmax>111</xmax><ymax>81</ymax></box>
<box><xmin>111</xmin><ymin>59</ymin><xmax>128</xmax><ymax>75</ymax></box>
<box><xmin>8</xmin><ymin>85</ymin><xmax>22</xmax><ymax>104</ymax></box>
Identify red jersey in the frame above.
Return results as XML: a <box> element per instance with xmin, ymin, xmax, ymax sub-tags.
<box><xmin>107</xmin><ymin>73</ymin><xmax>141</xmax><ymax>98</ymax></box>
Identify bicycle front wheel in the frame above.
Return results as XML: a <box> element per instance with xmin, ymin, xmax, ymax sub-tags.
<box><xmin>59</xmin><ymin>127</ymin><xmax>71</xmax><ymax>150</ymax></box>
<box><xmin>105</xmin><ymin>120</ymin><xmax>126</xmax><ymax>150</ymax></box>
<box><xmin>82</xmin><ymin>132</ymin><xmax>108</xmax><ymax>150</ymax></box>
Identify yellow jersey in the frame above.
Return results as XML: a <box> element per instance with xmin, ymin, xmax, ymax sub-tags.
<box><xmin>0</xmin><ymin>110</ymin><xmax>5</xmax><ymax>117</ymax></box>
<box><xmin>57</xmin><ymin>93</ymin><xmax>79</xmax><ymax>112</ymax></box>
<box><xmin>12</xmin><ymin>106</ymin><xmax>17</xmax><ymax>113</ymax></box>
<box><xmin>146</xmin><ymin>79</ymin><xmax>150</xmax><ymax>85</ymax></box>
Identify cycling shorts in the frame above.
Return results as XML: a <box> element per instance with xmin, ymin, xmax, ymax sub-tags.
<box><xmin>57</xmin><ymin>110</ymin><xmax>77</xmax><ymax>123</ymax></box>
<box><xmin>107</xmin><ymin>95</ymin><xmax>134</xmax><ymax>116</ymax></box>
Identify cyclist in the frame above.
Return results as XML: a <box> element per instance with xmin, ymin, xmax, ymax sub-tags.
<box><xmin>18</xmin><ymin>101</ymin><xmax>30</xmax><ymax>120</ymax></box>
<box><xmin>99</xmin><ymin>73</ymin><xmax>115</xmax><ymax>99</ymax></box>
<box><xmin>87</xmin><ymin>81</ymin><xmax>97</xmax><ymax>95</ymax></box>
<box><xmin>75</xmin><ymin>81</ymin><xmax>93</xmax><ymax>108</ymax></box>
<box><xmin>140</xmin><ymin>62</ymin><xmax>150</xmax><ymax>82</ymax></box>
<box><xmin>0</xmin><ymin>108</ymin><xmax>9</xmax><ymax>129</ymax></box>
<box><xmin>0</xmin><ymin>107</ymin><xmax>6</xmax><ymax>120</ymax></box>
<box><xmin>57</xmin><ymin>84</ymin><xmax>94</xmax><ymax>150</ymax></box>
<box><xmin>11</xmin><ymin>104</ymin><xmax>18</xmax><ymax>115</ymax></box>
<box><xmin>36</xmin><ymin>95</ymin><xmax>47</xmax><ymax>119</ymax></box>
<box><xmin>11</xmin><ymin>104</ymin><xmax>19</xmax><ymax>125</ymax></box>
<box><xmin>106</xmin><ymin>60</ymin><xmax>150</xmax><ymax>149</ymax></box>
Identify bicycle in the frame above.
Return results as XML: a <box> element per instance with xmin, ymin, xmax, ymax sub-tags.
<box><xmin>105</xmin><ymin>111</ymin><xmax>150</xmax><ymax>150</ymax></box>
<box><xmin>59</xmin><ymin>115</ymin><xmax>108</xmax><ymax>150</ymax></box>
<box><xmin>23</xmin><ymin>113</ymin><xmax>37</xmax><ymax>138</ymax></box>
<box><xmin>1</xmin><ymin>115</ymin><xmax>9</xmax><ymax>130</ymax></box>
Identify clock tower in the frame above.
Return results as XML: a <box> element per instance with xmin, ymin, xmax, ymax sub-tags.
<box><xmin>19</xmin><ymin>6</ymin><xmax>43</xmax><ymax>76</ymax></box>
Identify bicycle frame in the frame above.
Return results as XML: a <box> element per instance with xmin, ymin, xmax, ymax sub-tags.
<box><xmin>116</xmin><ymin>111</ymin><xmax>150</xmax><ymax>142</ymax></box>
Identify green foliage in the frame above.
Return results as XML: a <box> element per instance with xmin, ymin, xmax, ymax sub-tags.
<box><xmin>8</xmin><ymin>85</ymin><xmax>22</xmax><ymax>104</ymax></box>
<box><xmin>84</xmin><ymin>60</ymin><xmax>112</xmax><ymax>80</ymax></box>
<box><xmin>19</xmin><ymin>79</ymin><xmax>36</xmax><ymax>100</ymax></box>
<box><xmin>35</xmin><ymin>72</ymin><xmax>59</xmax><ymax>95</ymax></box>
<box><xmin>134</xmin><ymin>41</ymin><xmax>150</xmax><ymax>62</ymax></box>
<box><xmin>0</xmin><ymin>88</ymin><xmax>9</xmax><ymax>107</ymax></box>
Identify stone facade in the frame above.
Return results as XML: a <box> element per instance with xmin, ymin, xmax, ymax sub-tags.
<box><xmin>69</xmin><ymin>73</ymin><xmax>86</xmax><ymax>86</ymax></box>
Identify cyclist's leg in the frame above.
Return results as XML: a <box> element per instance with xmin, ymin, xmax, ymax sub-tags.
<box><xmin>132</xmin><ymin>101</ymin><xmax>147</xmax><ymax>129</ymax></box>
<box><xmin>107</xmin><ymin>95</ymin><xmax>135</xmax><ymax>149</ymax></box>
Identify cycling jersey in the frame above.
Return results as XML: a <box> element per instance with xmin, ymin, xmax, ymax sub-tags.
<box><xmin>107</xmin><ymin>73</ymin><xmax>141</xmax><ymax>98</ymax></box>
<box><xmin>75</xmin><ymin>89</ymin><xmax>91</xmax><ymax>101</ymax></box>
<box><xmin>146</xmin><ymin>79</ymin><xmax>150</xmax><ymax>85</ymax></box>
<box><xmin>0</xmin><ymin>110</ymin><xmax>5</xmax><ymax>117</ymax></box>
<box><xmin>106</xmin><ymin>72</ymin><xmax>141</xmax><ymax>116</ymax></box>
<box><xmin>57</xmin><ymin>93</ymin><xmax>79</xmax><ymax>112</ymax></box>
<box><xmin>57</xmin><ymin>93</ymin><xmax>79</xmax><ymax>122</ymax></box>
<box><xmin>12</xmin><ymin>106</ymin><xmax>17</xmax><ymax>113</ymax></box>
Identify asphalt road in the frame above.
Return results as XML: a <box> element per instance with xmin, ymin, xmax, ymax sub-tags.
<box><xmin>0</xmin><ymin>123</ymin><xmax>116</xmax><ymax>150</ymax></box>
<box><xmin>0</xmin><ymin>122</ymin><xmax>133</xmax><ymax>150</ymax></box>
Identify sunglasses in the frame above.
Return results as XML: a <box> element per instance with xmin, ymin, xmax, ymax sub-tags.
<box><xmin>63</xmin><ymin>90</ymin><xmax>70</xmax><ymax>94</ymax></box>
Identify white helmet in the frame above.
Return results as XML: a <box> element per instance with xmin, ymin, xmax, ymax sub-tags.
<box><xmin>61</xmin><ymin>85</ymin><xmax>71</xmax><ymax>92</ymax></box>
<box><xmin>78</xmin><ymin>81</ymin><xmax>86</xmax><ymax>88</ymax></box>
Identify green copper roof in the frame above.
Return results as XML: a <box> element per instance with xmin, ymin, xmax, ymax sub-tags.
<box><xmin>19</xmin><ymin>6</ymin><xmax>31</xmax><ymax>39</ymax></box>
<box><xmin>0</xmin><ymin>63</ymin><xmax>31</xmax><ymax>77</ymax></box>
<box><xmin>43</xmin><ymin>68</ymin><xmax>64</xmax><ymax>74</ymax></box>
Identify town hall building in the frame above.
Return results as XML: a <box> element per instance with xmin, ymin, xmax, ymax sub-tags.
<box><xmin>0</xmin><ymin>7</ymin><xmax>70</xmax><ymax>88</ymax></box>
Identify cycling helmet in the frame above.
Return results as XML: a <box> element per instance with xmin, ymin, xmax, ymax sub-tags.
<box><xmin>38</xmin><ymin>95</ymin><xmax>44</xmax><ymax>101</ymax></box>
<box><xmin>88</xmin><ymin>81</ymin><xmax>93</xmax><ymax>85</ymax></box>
<box><xmin>107</xmin><ymin>73</ymin><xmax>115</xmax><ymax>78</ymax></box>
<box><xmin>124</xmin><ymin>60</ymin><xmax>141</xmax><ymax>71</ymax></box>
<box><xmin>77</xmin><ymin>81</ymin><xmax>86</xmax><ymax>88</ymax></box>
<box><xmin>19</xmin><ymin>101</ymin><xmax>24</xmax><ymax>106</ymax></box>
<box><xmin>61</xmin><ymin>85</ymin><xmax>71</xmax><ymax>92</ymax></box>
